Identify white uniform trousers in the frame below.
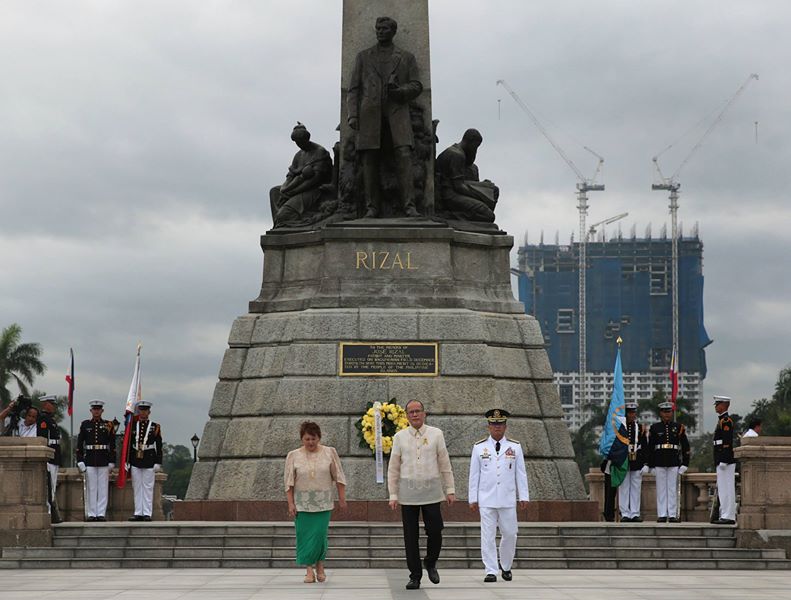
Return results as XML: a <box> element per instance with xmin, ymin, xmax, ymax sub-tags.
<box><xmin>85</xmin><ymin>466</ymin><xmax>110</xmax><ymax>518</ymax></box>
<box><xmin>131</xmin><ymin>466</ymin><xmax>155</xmax><ymax>517</ymax></box>
<box><xmin>46</xmin><ymin>464</ymin><xmax>59</xmax><ymax>514</ymax></box>
<box><xmin>618</xmin><ymin>469</ymin><xmax>643</xmax><ymax>519</ymax></box>
<box><xmin>480</xmin><ymin>507</ymin><xmax>518</xmax><ymax>574</ymax></box>
<box><xmin>654</xmin><ymin>466</ymin><xmax>679</xmax><ymax>518</ymax></box>
<box><xmin>716</xmin><ymin>463</ymin><xmax>737</xmax><ymax>521</ymax></box>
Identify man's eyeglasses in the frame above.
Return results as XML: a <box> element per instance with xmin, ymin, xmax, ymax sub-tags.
<box><xmin>407</xmin><ymin>409</ymin><xmax>424</xmax><ymax>416</ymax></box>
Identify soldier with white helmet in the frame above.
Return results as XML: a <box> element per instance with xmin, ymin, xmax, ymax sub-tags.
<box><xmin>712</xmin><ymin>395</ymin><xmax>736</xmax><ymax>525</ymax></box>
<box><xmin>76</xmin><ymin>400</ymin><xmax>116</xmax><ymax>521</ymax></box>
<box><xmin>126</xmin><ymin>400</ymin><xmax>163</xmax><ymax>521</ymax></box>
<box><xmin>468</xmin><ymin>409</ymin><xmax>529</xmax><ymax>583</ymax></box>
<box><xmin>619</xmin><ymin>402</ymin><xmax>649</xmax><ymax>522</ymax></box>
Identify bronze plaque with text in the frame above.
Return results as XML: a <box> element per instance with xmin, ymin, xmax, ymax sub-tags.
<box><xmin>339</xmin><ymin>342</ymin><xmax>438</xmax><ymax>376</ymax></box>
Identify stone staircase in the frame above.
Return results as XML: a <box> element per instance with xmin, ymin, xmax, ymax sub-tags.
<box><xmin>1</xmin><ymin>522</ymin><xmax>789</xmax><ymax>569</ymax></box>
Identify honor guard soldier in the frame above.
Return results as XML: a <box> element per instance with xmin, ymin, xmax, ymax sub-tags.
<box><xmin>648</xmin><ymin>401</ymin><xmax>690</xmax><ymax>523</ymax></box>
<box><xmin>37</xmin><ymin>395</ymin><xmax>63</xmax><ymax>523</ymax></box>
<box><xmin>619</xmin><ymin>402</ymin><xmax>649</xmax><ymax>522</ymax></box>
<box><xmin>712</xmin><ymin>395</ymin><xmax>736</xmax><ymax>524</ymax></box>
<box><xmin>126</xmin><ymin>400</ymin><xmax>163</xmax><ymax>521</ymax></box>
<box><xmin>76</xmin><ymin>400</ymin><xmax>116</xmax><ymax>521</ymax></box>
<box><xmin>468</xmin><ymin>409</ymin><xmax>529</xmax><ymax>583</ymax></box>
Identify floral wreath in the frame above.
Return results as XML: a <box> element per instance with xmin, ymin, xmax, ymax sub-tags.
<box><xmin>354</xmin><ymin>399</ymin><xmax>409</xmax><ymax>455</ymax></box>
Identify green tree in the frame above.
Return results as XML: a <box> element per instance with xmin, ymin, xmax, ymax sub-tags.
<box><xmin>743</xmin><ymin>366</ymin><xmax>791</xmax><ymax>436</ymax></box>
<box><xmin>0</xmin><ymin>324</ymin><xmax>46</xmax><ymax>404</ymax></box>
<box><xmin>162</xmin><ymin>444</ymin><xmax>194</xmax><ymax>499</ymax></box>
<box><xmin>571</xmin><ymin>402</ymin><xmax>608</xmax><ymax>491</ymax></box>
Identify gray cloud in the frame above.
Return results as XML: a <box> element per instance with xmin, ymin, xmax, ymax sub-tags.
<box><xmin>1</xmin><ymin>1</ymin><xmax>788</xmax><ymax>443</ymax></box>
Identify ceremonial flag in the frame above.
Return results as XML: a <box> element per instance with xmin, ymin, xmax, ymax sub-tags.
<box><xmin>669</xmin><ymin>346</ymin><xmax>679</xmax><ymax>412</ymax></box>
<box><xmin>65</xmin><ymin>348</ymin><xmax>75</xmax><ymax>417</ymax></box>
<box><xmin>117</xmin><ymin>344</ymin><xmax>141</xmax><ymax>489</ymax></box>
<box><xmin>598</xmin><ymin>338</ymin><xmax>630</xmax><ymax>487</ymax></box>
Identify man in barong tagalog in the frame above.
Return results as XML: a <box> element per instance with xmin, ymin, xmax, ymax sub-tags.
<box><xmin>347</xmin><ymin>16</ymin><xmax>423</xmax><ymax>218</ymax></box>
<box><xmin>269</xmin><ymin>123</ymin><xmax>333</xmax><ymax>228</ymax></box>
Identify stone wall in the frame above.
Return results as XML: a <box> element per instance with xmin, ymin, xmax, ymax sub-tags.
<box><xmin>585</xmin><ymin>469</ymin><xmax>717</xmax><ymax>522</ymax></box>
<box><xmin>0</xmin><ymin>438</ymin><xmax>53</xmax><ymax>546</ymax></box>
<box><xmin>735</xmin><ymin>436</ymin><xmax>791</xmax><ymax>529</ymax></box>
<box><xmin>56</xmin><ymin>468</ymin><xmax>168</xmax><ymax>522</ymax></box>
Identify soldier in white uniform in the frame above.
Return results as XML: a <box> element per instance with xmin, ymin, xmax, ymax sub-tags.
<box><xmin>468</xmin><ymin>409</ymin><xmax>529</xmax><ymax>583</ymax></box>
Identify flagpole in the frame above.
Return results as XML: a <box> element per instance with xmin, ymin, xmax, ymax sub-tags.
<box><xmin>70</xmin><ymin>411</ymin><xmax>74</xmax><ymax>468</ymax></box>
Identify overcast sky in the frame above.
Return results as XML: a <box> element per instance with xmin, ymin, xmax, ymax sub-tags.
<box><xmin>2</xmin><ymin>1</ymin><xmax>788</xmax><ymax>445</ymax></box>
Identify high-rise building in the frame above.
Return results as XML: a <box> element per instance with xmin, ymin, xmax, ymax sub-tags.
<box><xmin>515</xmin><ymin>227</ymin><xmax>712</xmax><ymax>433</ymax></box>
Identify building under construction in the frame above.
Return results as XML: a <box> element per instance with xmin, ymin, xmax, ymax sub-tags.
<box><xmin>515</xmin><ymin>226</ymin><xmax>712</xmax><ymax>433</ymax></box>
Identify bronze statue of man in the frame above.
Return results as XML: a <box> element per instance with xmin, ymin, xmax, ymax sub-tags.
<box><xmin>435</xmin><ymin>129</ymin><xmax>499</xmax><ymax>223</ymax></box>
<box><xmin>269</xmin><ymin>123</ymin><xmax>333</xmax><ymax>228</ymax></box>
<box><xmin>347</xmin><ymin>16</ymin><xmax>423</xmax><ymax>218</ymax></box>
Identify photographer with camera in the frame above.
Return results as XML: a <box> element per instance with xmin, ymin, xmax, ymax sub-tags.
<box><xmin>1</xmin><ymin>395</ymin><xmax>34</xmax><ymax>436</ymax></box>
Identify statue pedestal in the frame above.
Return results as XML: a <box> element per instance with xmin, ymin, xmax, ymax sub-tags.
<box><xmin>187</xmin><ymin>225</ymin><xmax>586</xmax><ymax>505</ymax></box>
<box><xmin>0</xmin><ymin>438</ymin><xmax>53</xmax><ymax>546</ymax></box>
<box><xmin>735</xmin><ymin>437</ymin><xmax>791</xmax><ymax>529</ymax></box>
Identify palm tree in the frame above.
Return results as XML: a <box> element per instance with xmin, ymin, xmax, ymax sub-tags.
<box><xmin>0</xmin><ymin>324</ymin><xmax>46</xmax><ymax>404</ymax></box>
<box><xmin>774</xmin><ymin>366</ymin><xmax>791</xmax><ymax>407</ymax></box>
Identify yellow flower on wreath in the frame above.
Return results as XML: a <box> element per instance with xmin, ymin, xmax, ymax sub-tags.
<box><xmin>355</xmin><ymin>400</ymin><xmax>409</xmax><ymax>455</ymax></box>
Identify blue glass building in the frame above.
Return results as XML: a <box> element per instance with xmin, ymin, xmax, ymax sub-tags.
<box><xmin>516</xmin><ymin>229</ymin><xmax>712</xmax><ymax>431</ymax></box>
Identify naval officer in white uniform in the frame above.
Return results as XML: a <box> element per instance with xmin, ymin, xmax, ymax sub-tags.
<box><xmin>468</xmin><ymin>409</ymin><xmax>529</xmax><ymax>582</ymax></box>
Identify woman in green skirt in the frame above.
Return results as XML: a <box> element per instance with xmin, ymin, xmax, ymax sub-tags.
<box><xmin>285</xmin><ymin>421</ymin><xmax>347</xmax><ymax>583</ymax></box>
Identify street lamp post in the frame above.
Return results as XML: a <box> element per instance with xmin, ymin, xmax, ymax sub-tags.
<box><xmin>191</xmin><ymin>434</ymin><xmax>200</xmax><ymax>463</ymax></box>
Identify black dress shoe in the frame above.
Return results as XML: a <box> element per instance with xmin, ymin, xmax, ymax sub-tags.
<box><xmin>620</xmin><ymin>516</ymin><xmax>633</xmax><ymax>522</ymax></box>
<box><xmin>425</xmin><ymin>564</ymin><xmax>440</xmax><ymax>584</ymax></box>
<box><xmin>87</xmin><ymin>516</ymin><xmax>97</xmax><ymax>522</ymax></box>
<box><xmin>128</xmin><ymin>515</ymin><xmax>142</xmax><ymax>521</ymax></box>
<box><xmin>657</xmin><ymin>517</ymin><xmax>667</xmax><ymax>523</ymax></box>
<box><xmin>405</xmin><ymin>579</ymin><xmax>420</xmax><ymax>590</ymax></box>
<box><xmin>668</xmin><ymin>517</ymin><xmax>680</xmax><ymax>523</ymax></box>
<box><xmin>143</xmin><ymin>516</ymin><xmax>152</xmax><ymax>522</ymax></box>
<box><xmin>501</xmin><ymin>570</ymin><xmax>512</xmax><ymax>581</ymax></box>
<box><xmin>633</xmin><ymin>516</ymin><xmax>643</xmax><ymax>523</ymax></box>
<box><xmin>96</xmin><ymin>516</ymin><xmax>106</xmax><ymax>522</ymax></box>
<box><xmin>714</xmin><ymin>518</ymin><xmax>736</xmax><ymax>525</ymax></box>
<box><xmin>484</xmin><ymin>574</ymin><xmax>497</xmax><ymax>583</ymax></box>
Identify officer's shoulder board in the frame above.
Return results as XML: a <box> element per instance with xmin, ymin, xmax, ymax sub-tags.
<box><xmin>509</xmin><ymin>438</ymin><xmax>521</xmax><ymax>445</ymax></box>
<box><xmin>474</xmin><ymin>438</ymin><xmax>488</xmax><ymax>445</ymax></box>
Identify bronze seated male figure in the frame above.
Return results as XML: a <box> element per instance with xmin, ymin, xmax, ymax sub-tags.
<box><xmin>435</xmin><ymin>128</ymin><xmax>499</xmax><ymax>223</ymax></box>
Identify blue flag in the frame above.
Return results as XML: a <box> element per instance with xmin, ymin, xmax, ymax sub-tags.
<box><xmin>598</xmin><ymin>345</ymin><xmax>629</xmax><ymax>487</ymax></box>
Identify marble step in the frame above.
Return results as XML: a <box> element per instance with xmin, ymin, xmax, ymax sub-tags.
<box><xmin>1</xmin><ymin>556</ymin><xmax>789</xmax><ymax>570</ymax></box>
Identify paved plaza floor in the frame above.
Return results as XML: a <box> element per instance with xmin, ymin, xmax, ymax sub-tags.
<box><xmin>0</xmin><ymin>568</ymin><xmax>789</xmax><ymax>600</ymax></box>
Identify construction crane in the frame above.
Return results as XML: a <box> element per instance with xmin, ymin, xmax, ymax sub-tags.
<box><xmin>588</xmin><ymin>212</ymin><xmax>629</xmax><ymax>242</ymax></box>
<box><xmin>497</xmin><ymin>78</ymin><xmax>605</xmax><ymax>420</ymax></box>
<box><xmin>651</xmin><ymin>73</ymin><xmax>758</xmax><ymax>404</ymax></box>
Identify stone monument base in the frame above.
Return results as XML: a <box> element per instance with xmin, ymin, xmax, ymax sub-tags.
<box><xmin>188</xmin><ymin>225</ymin><xmax>586</xmax><ymax>503</ymax></box>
